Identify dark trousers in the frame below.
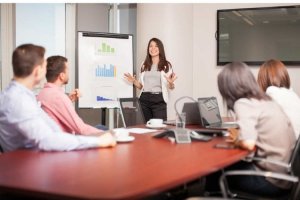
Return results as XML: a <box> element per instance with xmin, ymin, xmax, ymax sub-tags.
<box><xmin>205</xmin><ymin>161</ymin><xmax>290</xmax><ymax>197</ymax></box>
<box><xmin>140</xmin><ymin>92</ymin><xmax>167</xmax><ymax>122</ymax></box>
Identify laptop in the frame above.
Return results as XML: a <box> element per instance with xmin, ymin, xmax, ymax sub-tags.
<box><xmin>164</xmin><ymin>102</ymin><xmax>202</xmax><ymax>125</ymax></box>
<box><xmin>198</xmin><ymin>97</ymin><xmax>238</xmax><ymax>129</ymax></box>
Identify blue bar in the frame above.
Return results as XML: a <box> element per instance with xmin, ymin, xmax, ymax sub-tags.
<box><xmin>95</xmin><ymin>64</ymin><xmax>116</xmax><ymax>77</ymax></box>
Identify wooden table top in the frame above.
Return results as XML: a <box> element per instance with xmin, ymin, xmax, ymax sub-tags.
<box><xmin>0</xmin><ymin>128</ymin><xmax>249</xmax><ymax>200</ymax></box>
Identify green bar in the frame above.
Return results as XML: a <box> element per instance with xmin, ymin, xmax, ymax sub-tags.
<box><xmin>102</xmin><ymin>43</ymin><xmax>106</xmax><ymax>52</ymax></box>
<box><xmin>111</xmin><ymin>48</ymin><xmax>115</xmax><ymax>53</ymax></box>
<box><xmin>106</xmin><ymin>45</ymin><xmax>110</xmax><ymax>52</ymax></box>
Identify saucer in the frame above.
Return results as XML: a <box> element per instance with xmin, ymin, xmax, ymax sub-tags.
<box><xmin>146</xmin><ymin>124</ymin><xmax>167</xmax><ymax>129</ymax></box>
<box><xmin>116</xmin><ymin>136</ymin><xmax>135</xmax><ymax>143</ymax></box>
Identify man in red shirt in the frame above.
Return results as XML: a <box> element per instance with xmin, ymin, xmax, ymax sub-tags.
<box><xmin>37</xmin><ymin>55</ymin><xmax>107</xmax><ymax>135</ymax></box>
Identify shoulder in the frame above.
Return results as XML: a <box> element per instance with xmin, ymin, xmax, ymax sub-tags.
<box><xmin>234</xmin><ymin>98</ymin><xmax>254</xmax><ymax>108</ymax></box>
<box><xmin>38</xmin><ymin>85</ymin><xmax>65</xmax><ymax>99</ymax></box>
<box><xmin>267</xmin><ymin>86</ymin><xmax>300</xmax><ymax>102</ymax></box>
<box><xmin>0</xmin><ymin>87</ymin><xmax>39</xmax><ymax>120</ymax></box>
<box><xmin>234</xmin><ymin>98</ymin><xmax>267</xmax><ymax>114</ymax></box>
<box><xmin>266</xmin><ymin>86</ymin><xmax>286</xmax><ymax>95</ymax></box>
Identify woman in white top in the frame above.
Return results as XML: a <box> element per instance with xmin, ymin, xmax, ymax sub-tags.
<box><xmin>124</xmin><ymin>38</ymin><xmax>177</xmax><ymax>121</ymax></box>
<box><xmin>258</xmin><ymin>59</ymin><xmax>300</xmax><ymax>138</ymax></box>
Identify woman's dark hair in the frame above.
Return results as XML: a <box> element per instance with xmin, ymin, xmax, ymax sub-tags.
<box><xmin>257</xmin><ymin>59</ymin><xmax>290</xmax><ymax>92</ymax></box>
<box><xmin>12</xmin><ymin>44</ymin><xmax>45</xmax><ymax>78</ymax></box>
<box><xmin>46</xmin><ymin>56</ymin><xmax>68</xmax><ymax>82</ymax></box>
<box><xmin>218</xmin><ymin>62</ymin><xmax>271</xmax><ymax>111</ymax></box>
<box><xmin>142</xmin><ymin>38</ymin><xmax>172</xmax><ymax>73</ymax></box>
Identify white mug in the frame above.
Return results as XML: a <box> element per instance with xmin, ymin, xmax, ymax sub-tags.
<box><xmin>146</xmin><ymin>118</ymin><xmax>163</xmax><ymax>126</ymax></box>
<box><xmin>114</xmin><ymin>128</ymin><xmax>129</xmax><ymax>139</ymax></box>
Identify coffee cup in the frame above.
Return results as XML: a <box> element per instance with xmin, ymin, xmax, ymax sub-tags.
<box><xmin>114</xmin><ymin>128</ymin><xmax>129</xmax><ymax>139</ymax></box>
<box><xmin>146</xmin><ymin>118</ymin><xmax>163</xmax><ymax>126</ymax></box>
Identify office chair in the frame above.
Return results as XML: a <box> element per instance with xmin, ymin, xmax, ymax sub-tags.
<box><xmin>186</xmin><ymin>136</ymin><xmax>300</xmax><ymax>200</ymax></box>
<box><xmin>118</xmin><ymin>97</ymin><xmax>145</xmax><ymax>127</ymax></box>
<box><xmin>218</xmin><ymin>135</ymin><xmax>300</xmax><ymax>200</ymax></box>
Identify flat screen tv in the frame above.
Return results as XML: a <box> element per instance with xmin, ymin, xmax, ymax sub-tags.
<box><xmin>217</xmin><ymin>5</ymin><xmax>300</xmax><ymax>66</ymax></box>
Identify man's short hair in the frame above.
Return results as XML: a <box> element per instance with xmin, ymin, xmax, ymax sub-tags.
<box><xmin>46</xmin><ymin>56</ymin><xmax>68</xmax><ymax>82</ymax></box>
<box><xmin>12</xmin><ymin>44</ymin><xmax>45</xmax><ymax>78</ymax></box>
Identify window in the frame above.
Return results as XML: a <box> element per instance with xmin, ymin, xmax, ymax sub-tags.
<box><xmin>16</xmin><ymin>3</ymin><xmax>65</xmax><ymax>58</ymax></box>
<box><xmin>15</xmin><ymin>3</ymin><xmax>66</xmax><ymax>92</ymax></box>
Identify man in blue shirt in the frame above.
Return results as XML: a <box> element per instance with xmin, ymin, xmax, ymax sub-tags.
<box><xmin>0</xmin><ymin>44</ymin><xmax>116</xmax><ymax>152</ymax></box>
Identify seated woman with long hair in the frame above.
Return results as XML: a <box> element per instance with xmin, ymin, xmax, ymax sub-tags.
<box><xmin>208</xmin><ymin>62</ymin><xmax>296</xmax><ymax>197</ymax></box>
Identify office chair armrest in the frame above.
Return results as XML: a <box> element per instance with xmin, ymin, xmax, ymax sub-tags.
<box><xmin>219</xmin><ymin>170</ymin><xmax>298</xmax><ymax>198</ymax></box>
<box><xmin>244</xmin><ymin>156</ymin><xmax>290</xmax><ymax>171</ymax></box>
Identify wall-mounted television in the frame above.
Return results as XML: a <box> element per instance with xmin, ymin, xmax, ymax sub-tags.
<box><xmin>217</xmin><ymin>5</ymin><xmax>300</xmax><ymax>66</ymax></box>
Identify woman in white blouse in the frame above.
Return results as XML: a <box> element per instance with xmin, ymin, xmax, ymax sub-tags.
<box><xmin>124</xmin><ymin>38</ymin><xmax>177</xmax><ymax>121</ymax></box>
<box><xmin>258</xmin><ymin>59</ymin><xmax>300</xmax><ymax>138</ymax></box>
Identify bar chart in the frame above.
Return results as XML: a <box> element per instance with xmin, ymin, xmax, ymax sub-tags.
<box><xmin>96</xmin><ymin>42</ymin><xmax>115</xmax><ymax>55</ymax></box>
<box><xmin>97</xmin><ymin>96</ymin><xmax>113</xmax><ymax>101</ymax></box>
<box><xmin>95</xmin><ymin>64</ymin><xmax>117</xmax><ymax>77</ymax></box>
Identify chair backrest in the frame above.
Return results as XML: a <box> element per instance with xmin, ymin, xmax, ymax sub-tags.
<box><xmin>288</xmin><ymin>136</ymin><xmax>300</xmax><ymax>200</ymax></box>
<box><xmin>119</xmin><ymin>98</ymin><xmax>145</xmax><ymax>127</ymax></box>
<box><xmin>290</xmin><ymin>136</ymin><xmax>300</xmax><ymax>177</ymax></box>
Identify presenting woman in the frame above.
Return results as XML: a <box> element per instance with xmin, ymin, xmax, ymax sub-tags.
<box><xmin>124</xmin><ymin>38</ymin><xmax>177</xmax><ymax>121</ymax></box>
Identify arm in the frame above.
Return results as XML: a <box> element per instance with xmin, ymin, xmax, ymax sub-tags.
<box><xmin>165</xmin><ymin>72</ymin><xmax>178</xmax><ymax>90</ymax></box>
<box><xmin>61</xmin><ymin>95</ymin><xmax>103</xmax><ymax>135</ymax></box>
<box><xmin>227</xmin><ymin>100</ymin><xmax>259</xmax><ymax>151</ymax></box>
<box><xmin>43</xmin><ymin>92</ymin><xmax>102</xmax><ymax>135</ymax></box>
<box><xmin>238</xmin><ymin>140</ymin><xmax>256</xmax><ymax>151</ymax></box>
<box><xmin>124</xmin><ymin>73</ymin><xmax>143</xmax><ymax>90</ymax></box>
<box><xmin>18</xmin><ymin>111</ymin><xmax>116</xmax><ymax>151</ymax></box>
<box><xmin>227</xmin><ymin>128</ymin><xmax>256</xmax><ymax>151</ymax></box>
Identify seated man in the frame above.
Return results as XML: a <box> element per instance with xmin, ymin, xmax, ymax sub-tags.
<box><xmin>0</xmin><ymin>44</ymin><xmax>116</xmax><ymax>152</ymax></box>
<box><xmin>37</xmin><ymin>55</ymin><xmax>107</xmax><ymax>135</ymax></box>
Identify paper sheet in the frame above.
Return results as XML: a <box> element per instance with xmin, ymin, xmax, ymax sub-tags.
<box><xmin>127</xmin><ymin>128</ymin><xmax>159</xmax><ymax>134</ymax></box>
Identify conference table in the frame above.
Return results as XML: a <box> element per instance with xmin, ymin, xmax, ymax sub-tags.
<box><xmin>0</xmin><ymin>125</ymin><xmax>249</xmax><ymax>200</ymax></box>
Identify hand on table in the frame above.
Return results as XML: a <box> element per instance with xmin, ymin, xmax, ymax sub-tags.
<box><xmin>98</xmin><ymin>131</ymin><xmax>117</xmax><ymax>148</ymax></box>
<box><xmin>226</xmin><ymin>128</ymin><xmax>239</xmax><ymax>144</ymax></box>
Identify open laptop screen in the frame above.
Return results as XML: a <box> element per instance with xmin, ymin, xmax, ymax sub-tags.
<box><xmin>198</xmin><ymin>97</ymin><xmax>222</xmax><ymax>126</ymax></box>
<box><xmin>182</xmin><ymin>102</ymin><xmax>202</xmax><ymax>125</ymax></box>
<box><xmin>164</xmin><ymin>102</ymin><xmax>201</xmax><ymax>125</ymax></box>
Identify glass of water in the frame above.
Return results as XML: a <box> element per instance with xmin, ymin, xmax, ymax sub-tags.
<box><xmin>176</xmin><ymin>112</ymin><xmax>186</xmax><ymax>128</ymax></box>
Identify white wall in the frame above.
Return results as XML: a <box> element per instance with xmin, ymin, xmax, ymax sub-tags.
<box><xmin>193</xmin><ymin>3</ymin><xmax>300</xmax><ymax>115</ymax></box>
<box><xmin>137</xmin><ymin>3</ymin><xmax>300</xmax><ymax>119</ymax></box>
<box><xmin>137</xmin><ymin>4</ymin><xmax>194</xmax><ymax>119</ymax></box>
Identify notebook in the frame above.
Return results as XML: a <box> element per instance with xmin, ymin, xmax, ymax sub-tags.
<box><xmin>164</xmin><ymin>102</ymin><xmax>202</xmax><ymax>125</ymax></box>
<box><xmin>197</xmin><ymin>97</ymin><xmax>238</xmax><ymax>129</ymax></box>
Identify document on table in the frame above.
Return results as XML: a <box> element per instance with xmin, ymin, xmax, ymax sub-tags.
<box><xmin>128</xmin><ymin>128</ymin><xmax>159</xmax><ymax>134</ymax></box>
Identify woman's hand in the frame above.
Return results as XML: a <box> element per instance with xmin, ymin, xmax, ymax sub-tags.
<box><xmin>124</xmin><ymin>73</ymin><xmax>136</xmax><ymax>84</ymax></box>
<box><xmin>226</xmin><ymin>128</ymin><xmax>239</xmax><ymax>144</ymax></box>
<box><xmin>165</xmin><ymin>73</ymin><xmax>178</xmax><ymax>89</ymax></box>
<box><xmin>226</xmin><ymin>128</ymin><xmax>255</xmax><ymax>151</ymax></box>
<box><xmin>124</xmin><ymin>73</ymin><xmax>142</xmax><ymax>89</ymax></box>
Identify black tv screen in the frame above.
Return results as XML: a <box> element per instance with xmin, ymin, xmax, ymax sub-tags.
<box><xmin>217</xmin><ymin>5</ymin><xmax>300</xmax><ymax>66</ymax></box>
